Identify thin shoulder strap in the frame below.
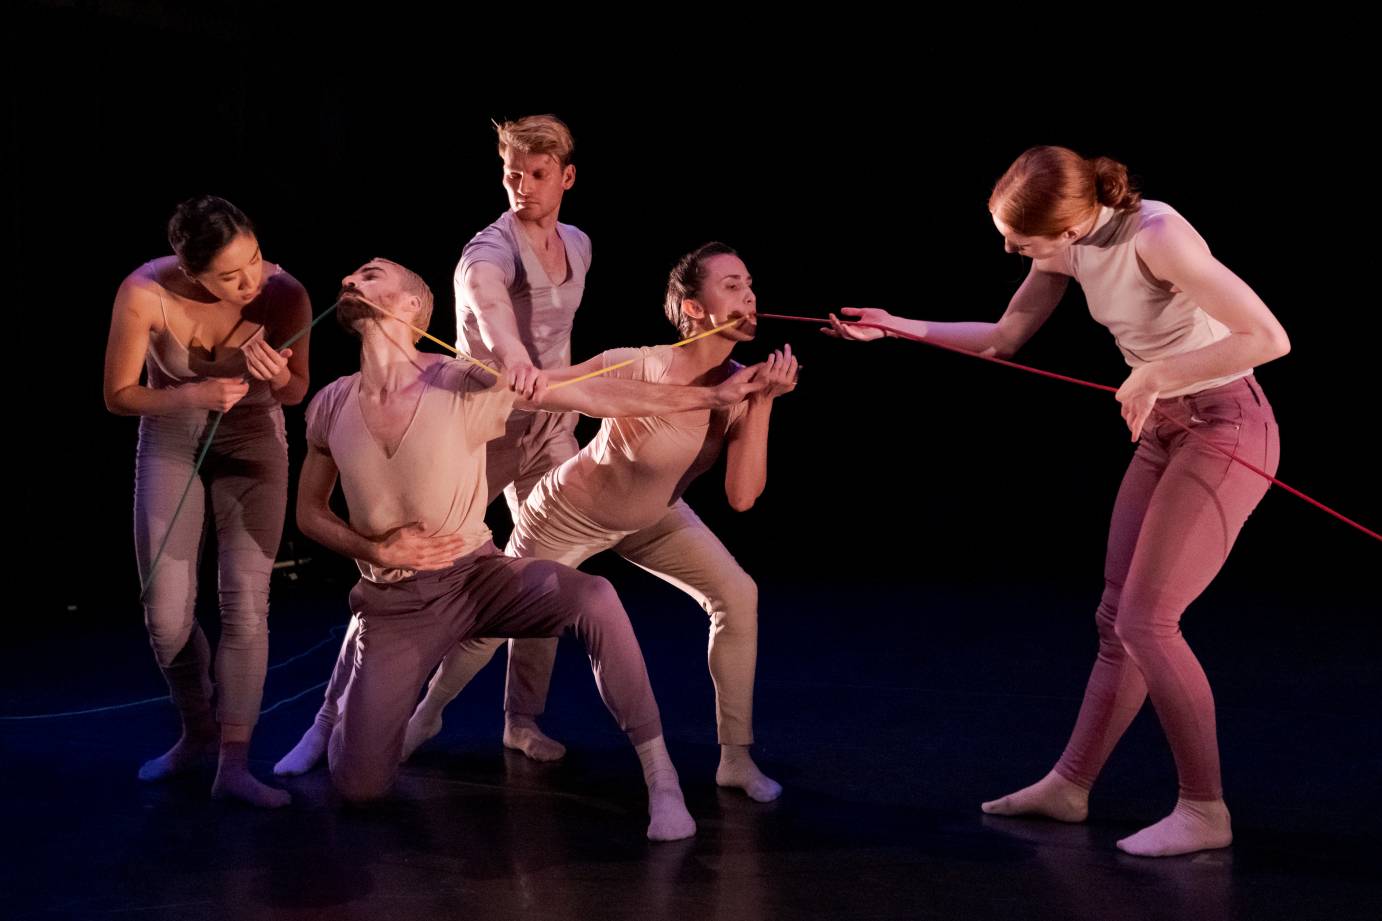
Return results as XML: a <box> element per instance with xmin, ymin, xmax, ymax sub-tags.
<box><xmin>149</xmin><ymin>261</ymin><xmax>171</xmax><ymax>328</ymax></box>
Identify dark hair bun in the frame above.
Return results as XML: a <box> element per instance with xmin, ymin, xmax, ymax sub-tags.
<box><xmin>167</xmin><ymin>195</ymin><xmax>254</xmax><ymax>275</ymax></box>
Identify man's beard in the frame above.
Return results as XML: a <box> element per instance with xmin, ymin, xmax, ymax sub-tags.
<box><xmin>334</xmin><ymin>292</ymin><xmax>377</xmax><ymax>335</ymax></box>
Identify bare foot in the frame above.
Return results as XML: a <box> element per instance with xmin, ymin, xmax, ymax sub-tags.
<box><xmin>647</xmin><ymin>781</ymin><xmax>697</xmax><ymax>841</ymax></box>
<box><xmin>716</xmin><ymin>744</ymin><xmax>782</xmax><ymax>802</ymax></box>
<box><xmin>634</xmin><ymin>734</ymin><xmax>695</xmax><ymax>841</ymax></box>
<box><xmin>1116</xmin><ymin>798</ymin><xmax>1232</xmax><ymax>857</ymax></box>
<box><xmin>214</xmin><ymin>743</ymin><xmax>290</xmax><ymax>808</ymax></box>
<box><xmin>503</xmin><ymin>716</ymin><xmax>566</xmax><ymax>762</ymax></box>
<box><xmin>138</xmin><ymin>732</ymin><xmax>217</xmax><ymax>782</ymax></box>
<box><xmin>981</xmin><ymin>769</ymin><xmax>1089</xmax><ymax>822</ymax></box>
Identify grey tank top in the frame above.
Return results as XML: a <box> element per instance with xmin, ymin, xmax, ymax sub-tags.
<box><xmin>144</xmin><ymin>263</ymin><xmax>277</xmax><ymax>410</ymax></box>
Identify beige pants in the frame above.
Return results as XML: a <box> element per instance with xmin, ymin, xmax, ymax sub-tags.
<box><xmin>425</xmin><ymin>471</ymin><xmax>759</xmax><ymax>745</ymax></box>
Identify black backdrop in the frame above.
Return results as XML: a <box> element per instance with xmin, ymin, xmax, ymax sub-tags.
<box><xmin>14</xmin><ymin>4</ymin><xmax>1378</xmax><ymax>624</ymax></box>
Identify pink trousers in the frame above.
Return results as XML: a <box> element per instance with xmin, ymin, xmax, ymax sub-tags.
<box><xmin>1054</xmin><ymin>376</ymin><xmax>1279</xmax><ymax>801</ymax></box>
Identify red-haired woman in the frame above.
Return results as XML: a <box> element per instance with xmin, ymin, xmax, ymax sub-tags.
<box><xmin>829</xmin><ymin>146</ymin><xmax>1288</xmax><ymax>857</ymax></box>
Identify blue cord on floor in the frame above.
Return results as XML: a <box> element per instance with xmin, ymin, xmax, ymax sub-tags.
<box><xmin>0</xmin><ymin>625</ymin><xmax>344</xmax><ymax>721</ymax></box>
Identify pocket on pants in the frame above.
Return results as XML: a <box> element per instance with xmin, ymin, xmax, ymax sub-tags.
<box><xmin>1187</xmin><ymin>396</ymin><xmax>1245</xmax><ymax>430</ymax></box>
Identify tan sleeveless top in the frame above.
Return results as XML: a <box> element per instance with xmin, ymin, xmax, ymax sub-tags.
<box><xmin>144</xmin><ymin>264</ymin><xmax>278</xmax><ymax>410</ymax></box>
<box><xmin>552</xmin><ymin>347</ymin><xmax>750</xmax><ymax>532</ymax></box>
<box><xmin>1060</xmin><ymin>200</ymin><xmax>1249</xmax><ymax>398</ymax></box>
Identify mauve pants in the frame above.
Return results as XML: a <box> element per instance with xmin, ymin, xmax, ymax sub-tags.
<box><xmin>1053</xmin><ymin>376</ymin><xmax>1279</xmax><ymax>801</ymax></box>
<box><xmin>134</xmin><ymin>407</ymin><xmax>287</xmax><ymax>728</ymax></box>
<box><xmin>328</xmin><ymin>542</ymin><xmax>661</xmax><ymax>800</ymax></box>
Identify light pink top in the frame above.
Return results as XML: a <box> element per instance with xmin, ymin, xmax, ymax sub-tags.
<box><xmin>1059</xmin><ymin>200</ymin><xmax>1249</xmax><ymax>398</ymax></box>
<box><xmin>552</xmin><ymin>348</ymin><xmax>749</xmax><ymax>532</ymax></box>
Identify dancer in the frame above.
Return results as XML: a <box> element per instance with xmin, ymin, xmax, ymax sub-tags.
<box><xmin>277</xmin><ymin>113</ymin><xmax>588</xmax><ymax>774</ymax></box>
<box><xmin>405</xmin><ymin>243</ymin><xmax>796</xmax><ymax>803</ymax></box>
<box><xmin>103</xmin><ymin>195</ymin><xmax>311</xmax><ymax>807</ymax></box>
<box><xmin>827</xmin><ymin>146</ymin><xmax>1288</xmax><ymax>856</ymax></box>
<box><xmin>300</xmin><ymin>257</ymin><xmax>765</xmax><ymax>838</ymax></box>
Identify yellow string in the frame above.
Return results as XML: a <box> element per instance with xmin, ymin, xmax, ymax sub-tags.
<box><xmin>547</xmin><ymin>319</ymin><xmax>743</xmax><ymax>389</ymax></box>
<box><xmin>357</xmin><ymin>293</ymin><xmax>744</xmax><ymax>391</ymax></box>
<box><xmin>353</xmin><ymin>295</ymin><xmax>502</xmax><ymax>377</ymax></box>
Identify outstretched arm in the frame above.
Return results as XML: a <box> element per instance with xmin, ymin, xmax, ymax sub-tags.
<box><xmin>824</xmin><ymin>260</ymin><xmax>1069</xmax><ymax>358</ymax></box>
<box><xmin>514</xmin><ymin>360</ymin><xmax>769</xmax><ymax>417</ymax></box>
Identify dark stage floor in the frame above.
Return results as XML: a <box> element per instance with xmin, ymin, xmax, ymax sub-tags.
<box><xmin>3</xmin><ymin>572</ymin><xmax>1378</xmax><ymax>921</ymax></box>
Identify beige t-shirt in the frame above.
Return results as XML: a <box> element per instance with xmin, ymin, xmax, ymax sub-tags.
<box><xmin>305</xmin><ymin>358</ymin><xmax>517</xmax><ymax>582</ymax></box>
<box><xmin>1060</xmin><ymin>200</ymin><xmax>1249</xmax><ymax>398</ymax></box>
<box><xmin>552</xmin><ymin>348</ymin><xmax>750</xmax><ymax>532</ymax></box>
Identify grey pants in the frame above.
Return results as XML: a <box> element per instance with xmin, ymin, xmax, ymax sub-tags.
<box><xmin>329</xmin><ymin>542</ymin><xmax>661</xmax><ymax>800</ymax></box>
<box><xmin>134</xmin><ymin>408</ymin><xmax>288</xmax><ymax>727</ymax></box>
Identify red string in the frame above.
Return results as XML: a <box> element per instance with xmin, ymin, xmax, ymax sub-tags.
<box><xmin>755</xmin><ymin>312</ymin><xmax>1381</xmax><ymax>543</ymax></box>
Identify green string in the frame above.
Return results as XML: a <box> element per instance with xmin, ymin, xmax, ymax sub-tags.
<box><xmin>138</xmin><ymin>301</ymin><xmax>340</xmax><ymax>599</ymax></box>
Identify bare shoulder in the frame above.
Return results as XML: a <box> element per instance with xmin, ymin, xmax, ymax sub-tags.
<box><xmin>113</xmin><ymin>259</ymin><xmax>167</xmax><ymax>325</ymax></box>
<box><xmin>1133</xmin><ymin>212</ymin><xmax>1217</xmax><ymax>287</ymax></box>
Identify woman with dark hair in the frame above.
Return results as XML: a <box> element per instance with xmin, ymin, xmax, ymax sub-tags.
<box><xmin>828</xmin><ymin>146</ymin><xmax>1289</xmax><ymax>856</ymax></box>
<box><xmin>403</xmin><ymin>242</ymin><xmax>797</xmax><ymax>801</ymax></box>
<box><xmin>104</xmin><ymin>195</ymin><xmax>311</xmax><ymax>807</ymax></box>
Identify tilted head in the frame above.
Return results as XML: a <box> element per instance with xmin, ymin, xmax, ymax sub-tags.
<box><xmin>167</xmin><ymin>195</ymin><xmax>263</xmax><ymax>304</ymax></box>
<box><xmin>664</xmin><ymin>242</ymin><xmax>757</xmax><ymax>343</ymax></box>
<box><xmin>495</xmin><ymin>114</ymin><xmax>576</xmax><ymax>222</ymax></box>
<box><xmin>336</xmin><ymin>258</ymin><xmax>434</xmax><ymax>343</ymax></box>
<box><xmin>988</xmin><ymin>146</ymin><xmax>1142</xmax><ymax>260</ymax></box>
